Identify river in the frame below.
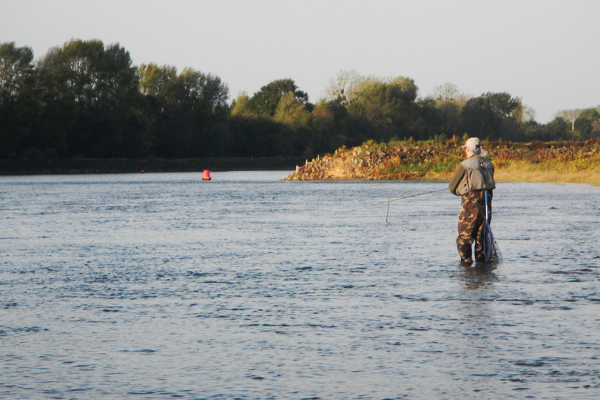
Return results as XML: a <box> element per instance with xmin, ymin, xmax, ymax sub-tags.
<box><xmin>1</xmin><ymin>171</ymin><xmax>599</xmax><ymax>399</ymax></box>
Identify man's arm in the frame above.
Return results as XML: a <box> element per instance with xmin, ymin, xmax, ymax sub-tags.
<box><xmin>448</xmin><ymin>164</ymin><xmax>465</xmax><ymax>196</ymax></box>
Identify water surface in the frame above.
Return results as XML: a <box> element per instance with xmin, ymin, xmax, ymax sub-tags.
<box><xmin>1</xmin><ymin>172</ymin><xmax>599</xmax><ymax>399</ymax></box>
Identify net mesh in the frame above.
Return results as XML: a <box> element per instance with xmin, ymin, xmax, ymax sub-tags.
<box><xmin>483</xmin><ymin>190</ymin><xmax>501</xmax><ymax>263</ymax></box>
<box><xmin>482</xmin><ymin>222</ymin><xmax>502</xmax><ymax>263</ymax></box>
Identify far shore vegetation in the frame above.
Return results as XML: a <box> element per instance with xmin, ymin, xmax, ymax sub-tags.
<box><xmin>1</xmin><ymin>40</ymin><xmax>599</xmax><ymax>186</ymax></box>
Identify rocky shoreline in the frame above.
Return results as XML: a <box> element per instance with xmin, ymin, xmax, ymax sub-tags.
<box><xmin>285</xmin><ymin>142</ymin><xmax>446</xmax><ymax>180</ymax></box>
<box><xmin>284</xmin><ymin>139</ymin><xmax>600</xmax><ymax>184</ymax></box>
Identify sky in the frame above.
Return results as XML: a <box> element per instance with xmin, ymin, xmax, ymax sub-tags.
<box><xmin>2</xmin><ymin>0</ymin><xmax>599</xmax><ymax>123</ymax></box>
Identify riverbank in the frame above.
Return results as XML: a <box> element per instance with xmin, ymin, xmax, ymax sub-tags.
<box><xmin>0</xmin><ymin>157</ymin><xmax>304</xmax><ymax>176</ymax></box>
<box><xmin>284</xmin><ymin>138</ymin><xmax>600</xmax><ymax>186</ymax></box>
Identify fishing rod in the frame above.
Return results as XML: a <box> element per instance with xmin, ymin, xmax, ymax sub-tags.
<box><xmin>333</xmin><ymin>187</ymin><xmax>448</xmax><ymax>217</ymax></box>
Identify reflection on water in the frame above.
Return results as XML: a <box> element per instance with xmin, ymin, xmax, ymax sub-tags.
<box><xmin>460</xmin><ymin>262</ymin><xmax>499</xmax><ymax>290</ymax></box>
<box><xmin>0</xmin><ymin>173</ymin><xmax>598</xmax><ymax>399</ymax></box>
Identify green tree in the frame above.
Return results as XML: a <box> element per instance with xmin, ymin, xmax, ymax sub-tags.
<box><xmin>138</xmin><ymin>63</ymin><xmax>177</xmax><ymax>96</ymax></box>
<box><xmin>348</xmin><ymin>76</ymin><xmax>419</xmax><ymax>141</ymax></box>
<box><xmin>424</xmin><ymin>82</ymin><xmax>470</xmax><ymax>138</ymax></box>
<box><xmin>521</xmin><ymin>117</ymin><xmax>570</xmax><ymax>142</ymax></box>
<box><xmin>248</xmin><ymin>78</ymin><xmax>309</xmax><ymax>117</ymax></box>
<box><xmin>574</xmin><ymin>108</ymin><xmax>600</xmax><ymax>139</ymax></box>
<box><xmin>461</xmin><ymin>92</ymin><xmax>522</xmax><ymax>140</ymax></box>
<box><xmin>461</xmin><ymin>97</ymin><xmax>501</xmax><ymax>138</ymax></box>
<box><xmin>0</xmin><ymin>42</ymin><xmax>34</xmax><ymax>100</ymax></box>
<box><xmin>482</xmin><ymin>92</ymin><xmax>520</xmax><ymax>117</ymax></box>
<box><xmin>307</xmin><ymin>101</ymin><xmax>347</xmax><ymax>156</ymax></box>
<box><xmin>273</xmin><ymin>92</ymin><xmax>310</xmax><ymax>126</ymax></box>
<box><xmin>0</xmin><ymin>42</ymin><xmax>35</xmax><ymax>158</ymax></box>
<box><xmin>433</xmin><ymin>100</ymin><xmax>462</xmax><ymax>136</ymax></box>
<box><xmin>38</xmin><ymin>40</ymin><xmax>138</xmax><ymax>109</ymax></box>
<box><xmin>230</xmin><ymin>92</ymin><xmax>252</xmax><ymax>117</ymax></box>
<box><xmin>159</xmin><ymin>68</ymin><xmax>228</xmax><ymax>111</ymax></box>
<box><xmin>149</xmin><ymin>67</ymin><xmax>229</xmax><ymax>157</ymax></box>
<box><xmin>227</xmin><ymin>115</ymin><xmax>285</xmax><ymax>157</ymax></box>
<box><xmin>35</xmin><ymin>39</ymin><xmax>142</xmax><ymax>157</ymax></box>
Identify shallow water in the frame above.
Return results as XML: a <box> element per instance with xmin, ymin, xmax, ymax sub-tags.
<box><xmin>1</xmin><ymin>172</ymin><xmax>599</xmax><ymax>399</ymax></box>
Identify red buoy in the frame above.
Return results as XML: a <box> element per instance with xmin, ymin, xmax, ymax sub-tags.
<box><xmin>202</xmin><ymin>170</ymin><xmax>211</xmax><ymax>181</ymax></box>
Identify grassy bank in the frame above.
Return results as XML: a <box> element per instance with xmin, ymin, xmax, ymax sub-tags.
<box><xmin>284</xmin><ymin>138</ymin><xmax>600</xmax><ymax>186</ymax></box>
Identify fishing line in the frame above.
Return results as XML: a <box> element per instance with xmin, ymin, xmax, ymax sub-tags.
<box><xmin>333</xmin><ymin>187</ymin><xmax>448</xmax><ymax>217</ymax></box>
<box><xmin>493</xmin><ymin>169</ymin><xmax>530</xmax><ymax>183</ymax></box>
<box><xmin>331</xmin><ymin>145</ymin><xmax>515</xmax><ymax>220</ymax></box>
<box><xmin>385</xmin><ymin>195</ymin><xmax>391</xmax><ymax>223</ymax></box>
<box><xmin>440</xmin><ymin>147</ymin><xmax>532</xmax><ymax>183</ymax></box>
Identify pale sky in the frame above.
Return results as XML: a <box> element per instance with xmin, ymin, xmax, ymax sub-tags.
<box><xmin>2</xmin><ymin>0</ymin><xmax>599</xmax><ymax>123</ymax></box>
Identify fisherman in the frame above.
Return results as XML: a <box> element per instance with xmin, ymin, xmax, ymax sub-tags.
<box><xmin>448</xmin><ymin>137</ymin><xmax>496</xmax><ymax>264</ymax></box>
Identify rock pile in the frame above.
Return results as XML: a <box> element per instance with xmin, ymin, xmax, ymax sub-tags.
<box><xmin>284</xmin><ymin>142</ymin><xmax>447</xmax><ymax>181</ymax></box>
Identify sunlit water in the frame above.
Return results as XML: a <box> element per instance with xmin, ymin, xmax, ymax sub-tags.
<box><xmin>1</xmin><ymin>171</ymin><xmax>599</xmax><ymax>399</ymax></box>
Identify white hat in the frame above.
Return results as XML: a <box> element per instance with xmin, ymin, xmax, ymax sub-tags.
<box><xmin>463</xmin><ymin>137</ymin><xmax>488</xmax><ymax>157</ymax></box>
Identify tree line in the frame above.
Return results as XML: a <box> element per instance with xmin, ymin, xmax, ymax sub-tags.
<box><xmin>1</xmin><ymin>40</ymin><xmax>599</xmax><ymax>161</ymax></box>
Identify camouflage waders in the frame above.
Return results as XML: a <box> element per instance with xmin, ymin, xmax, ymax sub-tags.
<box><xmin>457</xmin><ymin>190</ymin><xmax>492</xmax><ymax>262</ymax></box>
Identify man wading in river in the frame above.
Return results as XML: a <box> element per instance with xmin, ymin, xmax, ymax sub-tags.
<box><xmin>448</xmin><ymin>137</ymin><xmax>496</xmax><ymax>264</ymax></box>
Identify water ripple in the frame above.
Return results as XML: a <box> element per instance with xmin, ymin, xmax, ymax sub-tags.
<box><xmin>0</xmin><ymin>174</ymin><xmax>598</xmax><ymax>399</ymax></box>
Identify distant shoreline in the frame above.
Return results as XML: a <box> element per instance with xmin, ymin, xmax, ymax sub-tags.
<box><xmin>0</xmin><ymin>157</ymin><xmax>304</xmax><ymax>176</ymax></box>
<box><xmin>3</xmin><ymin>139</ymin><xmax>600</xmax><ymax>188</ymax></box>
